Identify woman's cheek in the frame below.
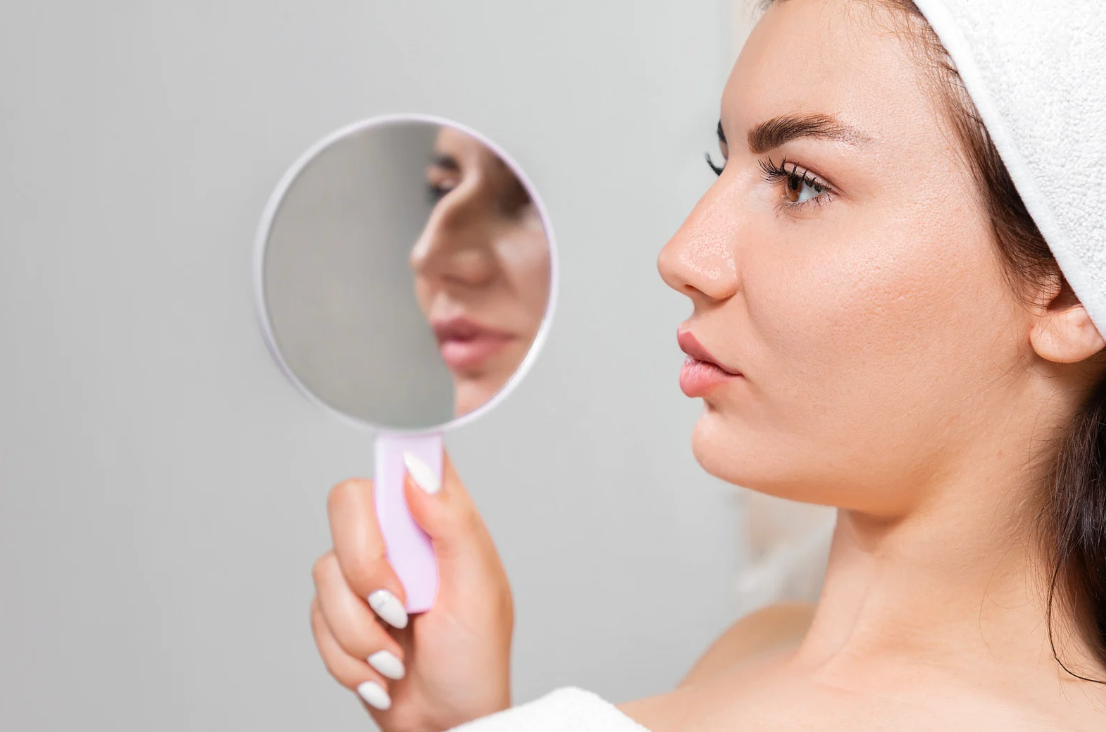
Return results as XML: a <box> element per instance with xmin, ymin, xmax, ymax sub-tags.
<box><xmin>741</xmin><ymin>245</ymin><xmax>900</xmax><ymax>426</ymax></box>
<box><xmin>493</xmin><ymin>232</ymin><xmax>548</xmax><ymax>281</ymax></box>
<box><xmin>413</xmin><ymin>277</ymin><xmax>434</xmax><ymax>318</ymax></box>
<box><xmin>494</xmin><ymin>232</ymin><xmax>551</xmax><ymax>323</ymax></box>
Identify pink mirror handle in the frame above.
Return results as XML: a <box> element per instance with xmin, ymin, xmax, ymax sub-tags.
<box><xmin>373</xmin><ymin>432</ymin><xmax>441</xmax><ymax>613</ymax></box>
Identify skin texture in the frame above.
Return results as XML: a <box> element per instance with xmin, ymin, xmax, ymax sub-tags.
<box><xmin>677</xmin><ymin>601</ymin><xmax>817</xmax><ymax>688</ymax></box>
<box><xmin>620</xmin><ymin>0</ymin><xmax>1106</xmax><ymax>729</ymax></box>
<box><xmin>410</xmin><ymin>127</ymin><xmax>551</xmax><ymax>417</ymax></box>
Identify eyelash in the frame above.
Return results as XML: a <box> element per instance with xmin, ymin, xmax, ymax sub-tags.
<box><xmin>704</xmin><ymin>152</ymin><xmax>835</xmax><ymax>211</ymax></box>
<box><xmin>427</xmin><ymin>182</ymin><xmax>454</xmax><ymax>203</ymax></box>
<box><xmin>705</xmin><ymin>152</ymin><xmax>725</xmax><ymax>176</ymax></box>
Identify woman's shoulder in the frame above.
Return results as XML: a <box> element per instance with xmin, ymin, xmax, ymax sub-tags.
<box><xmin>448</xmin><ymin>687</ymin><xmax>652</xmax><ymax>732</ymax></box>
<box><xmin>443</xmin><ymin>605</ymin><xmax>815</xmax><ymax>732</ymax></box>
<box><xmin>612</xmin><ymin>603</ymin><xmax>817</xmax><ymax>732</ymax></box>
<box><xmin>678</xmin><ymin>601</ymin><xmax>816</xmax><ymax>687</ymax></box>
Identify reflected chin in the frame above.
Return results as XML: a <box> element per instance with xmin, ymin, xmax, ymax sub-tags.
<box><xmin>453</xmin><ymin>375</ymin><xmax>509</xmax><ymax>418</ymax></box>
<box><xmin>448</xmin><ymin>340</ymin><xmax>533</xmax><ymax>417</ymax></box>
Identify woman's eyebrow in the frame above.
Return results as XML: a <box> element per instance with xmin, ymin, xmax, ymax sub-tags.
<box><xmin>430</xmin><ymin>153</ymin><xmax>461</xmax><ymax>171</ymax></box>
<box><xmin>746</xmin><ymin>113</ymin><xmax>873</xmax><ymax>153</ymax></box>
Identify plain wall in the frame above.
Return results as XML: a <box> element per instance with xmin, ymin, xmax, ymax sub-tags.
<box><xmin>0</xmin><ymin>2</ymin><xmax>761</xmax><ymax>730</ymax></box>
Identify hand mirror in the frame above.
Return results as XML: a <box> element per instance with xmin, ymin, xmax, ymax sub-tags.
<box><xmin>254</xmin><ymin>114</ymin><xmax>557</xmax><ymax>612</ymax></box>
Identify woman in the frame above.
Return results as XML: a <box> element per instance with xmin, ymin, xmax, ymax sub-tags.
<box><xmin>411</xmin><ymin>126</ymin><xmax>551</xmax><ymax>418</ymax></box>
<box><xmin>309</xmin><ymin>0</ymin><xmax>1106</xmax><ymax>729</ymax></box>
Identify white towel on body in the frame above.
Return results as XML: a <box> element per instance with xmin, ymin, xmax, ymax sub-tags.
<box><xmin>447</xmin><ymin>687</ymin><xmax>651</xmax><ymax>732</ymax></box>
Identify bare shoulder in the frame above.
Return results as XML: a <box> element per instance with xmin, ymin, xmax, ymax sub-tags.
<box><xmin>678</xmin><ymin>601</ymin><xmax>815</xmax><ymax>687</ymax></box>
<box><xmin>615</xmin><ymin>601</ymin><xmax>1106</xmax><ymax>731</ymax></box>
<box><xmin>615</xmin><ymin>603</ymin><xmax>815</xmax><ymax>731</ymax></box>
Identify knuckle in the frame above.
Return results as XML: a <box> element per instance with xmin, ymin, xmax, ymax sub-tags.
<box><xmin>459</xmin><ymin>502</ymin><xmax>484</xmax><ymax>534</ymax></box>
<box><xmin>309</xmin><ymin>602</ymin><xmax>328</xmax><ymax>648</ymax></box>
<box><xmin>325</xmin><ymin>660</ymin><xmax>362</xmax><ymax>691</ymax></box>
<box><xmin>327</xmin><ymin>478</ymin><xmax>369</xmax><ymax>515</ymax></box>
<box><xmin>342</xmin><ymin>554</ymin><xmax>383</xmax><ymax>595</ymax></box>
<box><xmin>308</xmin><ymin>600</ymin><xmax>320</xmax><ymax>633</ymax></box>
<box><xmin>312</xmin><ymin>551</ymin><xmax>336</xmax><ymax>586</ymax></box>
<box><xmin>338</xmin><ymin>626</ymin><xmax>379</xmax><ymax>660</ymax></box>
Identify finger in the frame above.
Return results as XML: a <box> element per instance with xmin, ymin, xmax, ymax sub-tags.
<box><xmin>313</xmin><ymin>551</ymin><xmax>407</xmax><ymax>679</ymax></box>
<box><xmin>310</xmin><ymin>598</ymin><xmax>395</xmax><ymax>712</ymax></box>
<box><xmin>403</xmin><ymin>448</ymin><xmax>489</xmax><ymax>561</ymax></box>
<box><xmin>326</xmin><ymin>478</ymin><xmax>409</xmax><ymax>628</ymax></box>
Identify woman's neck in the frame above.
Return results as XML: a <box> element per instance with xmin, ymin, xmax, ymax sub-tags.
<box><xmin>791</xmin><ymin>490</ymin><xmax>1103</xmax><ymax>695</ymax></box>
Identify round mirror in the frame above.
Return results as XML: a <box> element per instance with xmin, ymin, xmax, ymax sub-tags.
<box><xmin>254</xmin><ymin>115</ymin><xmax>557</xmax><ymax>612</ymax></box>
<box><xmin>255</xmin><ymin>114</ymin><xmax>557</xmax><ymax>433</ymax></box>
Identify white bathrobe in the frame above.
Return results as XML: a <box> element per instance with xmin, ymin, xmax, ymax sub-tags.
<box><xmin>448</xmin><ymin>688</ymin><xmax>650</xmax><ymax>732</ymax></box>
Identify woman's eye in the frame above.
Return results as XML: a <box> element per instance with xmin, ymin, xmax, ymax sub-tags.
<box><xmin>428</xmin><ymin>183</ymin><xmax>454</xmax><ymax>203</ymax></box>
<box><xmin>784</xmin><ymin>173</ymin><xmax>825</xmax><ymax>204</ymax></box>
<box><xmin>498</xmin><ymin>179</ymin><xmax>533</xmax><ymax>216</ymax></box>
<box><xmin>759</xmin><ymin>157</ymin><xmax>832</xmax><ymax>209</ymax></box>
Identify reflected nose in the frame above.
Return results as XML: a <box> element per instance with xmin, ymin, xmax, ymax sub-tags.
<box><xmin>409</xmin><ymin>182</ymin><xmax>497</xmax><ymax>286</ymax></box>
<box><xmin>657</xmin><ymin>182</ymin><xmax>740</xmax><ymax>307</ymax></box>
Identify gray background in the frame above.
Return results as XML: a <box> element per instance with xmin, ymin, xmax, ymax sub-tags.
<box><xmin>263</xmin><ymin>121</ymin><xmax>456</xmax><ymax>431</ymax></box>
<box><xmin>0</xmin><ymin>2</ymin><xmax>771</xmax><ymax>730</ymax></box>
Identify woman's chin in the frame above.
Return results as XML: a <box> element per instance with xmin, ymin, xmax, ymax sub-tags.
<box><xmin>453</xmin><ymin>374</ymin><xmax>510</xmax><ymax>418</ymax></box>
<box><xmin>690</xmin><ymin>403</ymin><xmax>739</xmax><ymax>469</ymax></box>
<box><xmin>690</xmin><ymin>404</ymin><xmax>781</xmax><ymax>495</ymax></box>
<box><xmin>691</xmin><ymin>413</ymin><xmax>846</xmax><ymax>508</ymax></box>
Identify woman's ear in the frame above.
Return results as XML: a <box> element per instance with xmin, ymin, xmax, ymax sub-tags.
<box><xmin>1029</xmin><ymin>271</ymin><xmax>1106</xmax><ymax>364</ymax></box>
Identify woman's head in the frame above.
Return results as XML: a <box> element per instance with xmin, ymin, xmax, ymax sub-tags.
<box><xmin>659</xmin><ymin>0</ymin><xmax>1106</xmax><ymax>670</ymax></box>
<box><xmin>410</xmin><ymin>126</ymin><xmax>551</xmax><ymax>417</ymax></box>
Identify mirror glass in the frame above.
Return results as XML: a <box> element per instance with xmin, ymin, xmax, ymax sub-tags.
<box><xmin>258</xmin><ymin>117</ymin><xmax>554</xmax><ymax>431</ymax></box>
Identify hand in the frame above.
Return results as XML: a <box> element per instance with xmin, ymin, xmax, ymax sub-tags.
<box><xmin>310</xmin><ymin>448</ymin><xmax>514</xmax><ymax>732</ymax></box>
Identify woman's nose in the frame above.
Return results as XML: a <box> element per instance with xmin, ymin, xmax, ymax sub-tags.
<box><xmin>409</xmin><ymin>185</ymin><xmax>497</xmax><ymax>286</ymax></box>
<box><xmin>657</xmin><ymin>183</ymin><xmax>740</xmax><ymax>306</ymax></box>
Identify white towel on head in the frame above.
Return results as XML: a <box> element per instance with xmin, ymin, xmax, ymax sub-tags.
<box><xmin>911</xmin><ymin>0</ymin><xmax>1106</xmax><ymax>339</ymax></box>
<box><xmin>446</xmin><ymin>687</ymin><xmax>651</xmax><ymax>732</ymax></box>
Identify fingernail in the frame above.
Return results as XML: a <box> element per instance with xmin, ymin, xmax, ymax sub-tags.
<box><xmin>403</xmin><ymin>451</ymin><xmax>441</xmax><ymax>494</ymax></box>
<box><xmin>357</xmin><ymin>680</ymin><xmax>392</xmax><ymax>710</ymax></box>
<box><xmin>367</xmin><ymin>589</ymin><xmax>408</xmax><ymax>629</ymax></box>
<box><xmin>367</xmin><ymin>650</ymin><xmax>405</xmax><ymax>680</ymax></box>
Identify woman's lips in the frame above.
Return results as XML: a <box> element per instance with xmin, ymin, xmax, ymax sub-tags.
<box><xmin>680</xmin><ymin>357</ymin><xmax>743</xmax><ymax>397</ymax></box>
<box><xmin>677</xmin><ymin>328</ymin><xmax>743</xmax><ymax>397</ymax></box>
<box><xmin>432</xmin><ymin>317</ymin><xmax>515</xmax><ymax>372</ymax></box>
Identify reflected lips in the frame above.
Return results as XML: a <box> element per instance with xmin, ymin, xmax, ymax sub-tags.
<box><xmin>677</xmin><ymin>329</ymin><xmax>743</xmax><ymax>397</ymax></box>
<box><xmin>433</xmin><ymin>317</ymin><xmax>514</xmax><ymax>371</ymax></box>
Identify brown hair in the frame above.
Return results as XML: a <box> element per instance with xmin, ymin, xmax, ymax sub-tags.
<box><xmin>759</xmin><ymin>0</ymin><xmax>1106</xmax><ymax>680</ymax></box>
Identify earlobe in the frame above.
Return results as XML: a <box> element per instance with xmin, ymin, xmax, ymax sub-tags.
<box><xmin>1030</xmin><ymin>304</ymin><xmax>1106</xmax><ymax>364</ymax></box>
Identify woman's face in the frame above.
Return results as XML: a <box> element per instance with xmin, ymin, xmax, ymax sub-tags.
<box><xmin>410</xmin><ymin>127</ymin><xmax>550</xmax><ymax>418</ymax></box>
<box><xmin>658</xmin><ymin>0</ymin><xmax>1028</xmax><ymax>516</ymax></box>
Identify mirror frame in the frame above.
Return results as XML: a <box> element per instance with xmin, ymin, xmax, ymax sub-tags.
<box><xmin>252</xmin><ymin>112</ymin><xmax>560</xmax><ymax>434</ymax></box>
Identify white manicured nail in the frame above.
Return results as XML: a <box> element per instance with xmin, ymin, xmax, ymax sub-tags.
<box><xmin>367</xmin><ymin>650</ymin><xmax>405</xmax><ymax>680</ymax></box>
<box><xmin>403</xmin><ymin>451</ymin><xmax>441</xmax><ymax>494</ymax></box>
<box><xmin>357</xmin><ymin>680</ymin><xmax>391</xmax><ymax>710</ymax></box>
<box><xmin>367</xmin><ymin>589</ymin><xmax>408</xmax><ymax>629</ymax></box>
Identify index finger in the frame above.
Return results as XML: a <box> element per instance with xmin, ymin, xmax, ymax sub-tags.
<box><xmin>327</xmin><ymin>479</ymin><xmax>407</xmax><ymax>608</ymax></box>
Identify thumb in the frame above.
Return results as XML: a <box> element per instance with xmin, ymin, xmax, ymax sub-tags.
<box><xmin>402</xmin><ymin>448</ymin><xmax>489</xmax><ymax>563</ymax></box>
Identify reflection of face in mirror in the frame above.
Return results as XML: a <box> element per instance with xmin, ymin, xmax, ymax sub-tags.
<box><xmin>260</xmin><ymin>118</ymin><xmax>552</xmax><ymax>431</ymax></box>
<box><xmin>409</xmin><ymin>127</ymin><xmax>551</xmax><ymax>417</ymax></box>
